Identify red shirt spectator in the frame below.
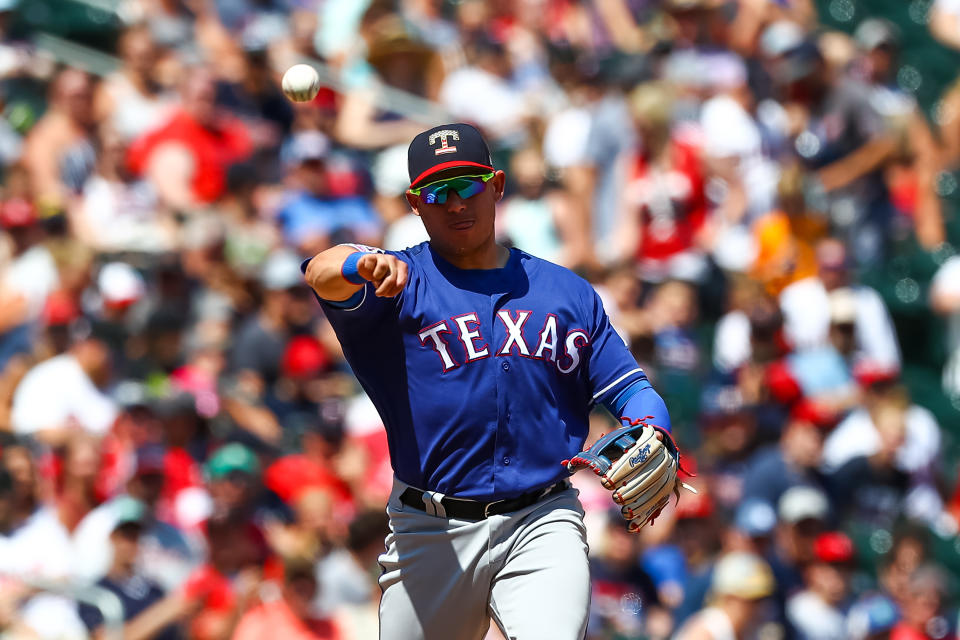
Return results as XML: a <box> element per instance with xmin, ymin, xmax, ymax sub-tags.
<box><xmin>626</xmin><ymin>136</ymin><xmax>706</xmax><ymax>263</ymax></box>
<box><xmin>126</xmin><ymin>70</ymin><xmax>251</xmax><ymax>206</ymax></box>
<box><xmin>234</xmin><ymin>561</ymin><xmax>340</xmax><ymax>640</ymax></box>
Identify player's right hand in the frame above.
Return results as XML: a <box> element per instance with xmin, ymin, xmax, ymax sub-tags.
<box><xmin>356</xmin><ymin>253</ymin><xmax>409</xmax><ymax>297</ymax></box>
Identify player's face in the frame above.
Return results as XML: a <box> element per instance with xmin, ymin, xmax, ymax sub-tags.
<box><xmin>406</xmin><ymin>169</ymin><xmax>506</xmax><ymax>259</ymax></box>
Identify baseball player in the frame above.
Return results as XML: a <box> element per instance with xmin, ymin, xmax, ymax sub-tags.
<box><xmin>302</xmin><ymin>123</ymin><xmax>689</xmax><ymax>640</ymax></box>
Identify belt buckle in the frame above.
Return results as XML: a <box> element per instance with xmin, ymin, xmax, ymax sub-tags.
<box><xmin>483</xmin><ymin>499</ymin><xmax>506</xmax><ymax>518</ymax></box>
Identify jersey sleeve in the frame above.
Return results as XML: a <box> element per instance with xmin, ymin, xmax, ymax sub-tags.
<box><xmin>583</xmin><ymin>286</ymin><xmax>648</xmax><ymax>407</ymax></box>
<box><xmin>299</xmin><ymin>244</ymin><xmax>405</xmax><ymax>322</ymax></box>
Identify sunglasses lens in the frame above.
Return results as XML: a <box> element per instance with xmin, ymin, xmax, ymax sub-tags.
<box><xmin>418</xmin><ymin>175</ymin><xmax>490</xmax><ymax>204</ymax></box>
<box><xmin>422</xmin><ymin>186</ymin><xmax>448</xmax><ymax>204</ymax></box>
<box><xmin>454</xmin><ymin>179</ymin><xmax>487</xmax><ymax>200</ymax></box>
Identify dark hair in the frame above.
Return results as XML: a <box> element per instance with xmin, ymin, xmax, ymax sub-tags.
<box><xmin>347</xmin><ymin>509</ymin><xmax>390</xmax><ymax>553</ymax></box>
<box><xmin>284</xmin><ymin>558</ymin><xmax>317</xmax><ymax>584</ymax></box>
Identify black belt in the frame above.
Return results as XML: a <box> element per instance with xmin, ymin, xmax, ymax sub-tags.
<box><xmin>399</xmin><ymin>480</ymin><xmax>570</xmax><ymax>520</ymax></box>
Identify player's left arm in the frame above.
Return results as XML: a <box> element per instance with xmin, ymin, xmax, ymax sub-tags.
<box><xmin>582</xmin><ymin>287</ymin><xmax>671</xmax><ymax>431</ymax></box>
<box><xmin>566</xmin><ymin>286</ymin><xmax>691</xmax><ymax>531</ymax></box>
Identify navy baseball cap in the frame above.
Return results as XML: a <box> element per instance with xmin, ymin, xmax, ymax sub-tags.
<box><xmin>407</xmin><ymin>123</ymin><xmax>494</xmax><ymax>188</ymax></box>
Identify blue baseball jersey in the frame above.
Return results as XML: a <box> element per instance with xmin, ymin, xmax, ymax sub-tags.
<box><xmin>304</xmin><ymin>242</ymin><xmax>660</xmax><ymax>501</ymax></box>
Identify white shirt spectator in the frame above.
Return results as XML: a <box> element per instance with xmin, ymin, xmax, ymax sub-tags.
<box><xmin>383</xmin><ymin>214</ymin><xmax>430</xmax><ymax>252</ymax></box>
<box><xmin>99</xmin><ymin>73</ymin><xmax>174</xmax><ymax>141</ymax></box>
<box><xmin>822</xmin><ymin>406</ymin><xmax>941</xmax><ymax>475</ymax></box>
<box><xmin>0</xmin><ymin>508</ymin><xmax>75</xmax><ymax>580</ymax></box>
<box><xmin>935</xmin><ymin>0</ymin><xmax>960</xmax><ymax>15</ymax></box>
<box><xmin>931</xmin><ymin>256</ymin><xmax>960</xmax><ymax>395</ymax></box>
<box><xmin>75</xmin><ymin>175</ymin><xmax>171</xmax><ymax>253</ymax></box>
<box><xmin>11</xmin><ymin>354</ymin><xmax>117</xmax><ymax>436</ymax></box>
<box><xmin>700</xmin><ymin>95</ymin><xmax>778</xmax><ymax>220</ymax></box>
<box><xmin>72</xmin><ymin>497</ymin><xmax>201</xmax><ymax>590</ymax></box>
<box><xmin>543</xmin><ymin>107</ymin><xmax>592</xmax><ymax>170</ymax></box>
<box><xmin>780</xmin><ymin>277</ymin><xmax>901</xmax><ymax>370</ymax></box>
<box><xmin>315</xmin><ymin>548</ymin><xmax>374</xmax><ymax>616</ymax></box>
<box><xmin>822</xmin><ymin>403</ymin><xmax>943</xmax><ymax>524</ymax></box>
<box><xmin>439</xmin><ymin>67</ymin><xmax>527</xmax><ymax>139</ymax></box>
<box><xmin>713</xmin><ymin>310</ymin><xmax>752</xmax><ymax>373</ymax></box>
<box><xmin>2</xmin><ymin>245</ymin><xmax>59</xmax><ymax>321</ymax></box>
<box><xmin>0</xmin><ymin>508</ymin><xmax>92</xmax><ymax>640</ymax></box>
<box><xmin>787</xmin><ymin>590</ymin><xmax>847</xmax><ymax>640</ymax></box>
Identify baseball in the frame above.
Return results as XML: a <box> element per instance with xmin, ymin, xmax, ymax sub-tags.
<box><xmin>281</xmin><ymin>64</ymin><xmax>320</xmax><ymax>102</ymax></box>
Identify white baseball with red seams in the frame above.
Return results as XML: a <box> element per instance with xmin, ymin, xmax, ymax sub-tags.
<box><xmin>281</xmin><ymin>64</ymin><xmax>320</xmax><ymax>102</ymax></box>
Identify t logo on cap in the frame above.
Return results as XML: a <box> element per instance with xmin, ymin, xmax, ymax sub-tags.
<box><xmin>408</xmin><ymin>123</ymin><xmax>494</xmax><ymax>188</ymax></box>
<box><xmin>429</xmin><ymin>129</ymin><xmax>459</xmax><ymax>155</ymax></box>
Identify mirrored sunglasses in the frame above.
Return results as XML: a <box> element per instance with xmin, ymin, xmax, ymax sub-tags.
<box><xmin>408</xmin><ymin>172</ymin><xmax>494</xmax><ymax>204</ymax></box>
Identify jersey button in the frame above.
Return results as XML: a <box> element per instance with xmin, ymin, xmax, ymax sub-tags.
<box><xmin>501</xmin><ymin>361</ymin><xmax>510</xmax><ymax>371</ymax></box>
<box><xmin>502</xmin><ymin>457</ymin><xmax>511</xmax><ymax>465</ymax></box>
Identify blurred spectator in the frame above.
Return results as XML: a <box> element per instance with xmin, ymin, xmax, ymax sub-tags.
<box><xmin>766</xmin><ymin>286</ymin><xmax>864</xmax><ymax>424</ymax></box>
<box><xmin>587</xmin><ymin>508</ymin><xmax>668</xmax><ymax>640</ymax></box>
<box><xmin>94</xmin><ymin>24</ymin><xmax>174</xmax><ymax>142</ymax></box>
<box><xmin>126</xmin><ymin>67</ymin><xmax>252</xmax><ymax>210</ymax></box>
<box><xmin>729</xmin><ymin>499</ymin><xmax>777</xmax><ymax>556</ymax></box>
<box><xmin>847</xmin><ymin>593</ymin><xmax>901</xmax><ymax>640</ymax></box>
<box><xmin>851</xmin><ymin>19</ymin><xmax>944</xmax><ymax>250</ymax></box>
<box><xmin>711</xmin><ymin>276</ymin><xmax>780</xmax><ymax>375</ymax></box>
<box><xmin>749</xmin><ymin>163</ymin><xmax>830</xmax><ymax>297</ymax></box>
<box><xmin>889</xmin><ymin>565</ymin><xmax>956</xmax><ymax>640</ymax></box>
<box><xmin>88</xmin><ymin>261</ymin><xmax>148</xmax><ymax>377</ymax></box>
<box><xmin>261</xmin><ymin>334</ymin><xmax>335</xmax><ymax>442</ymax></box>
<box><xmin>230</xmin><ymin>249</ymin><xmax>306</xmax><ymax>391</ymax></box>
<box><xmin>215</xmin><ymin>45</ymin><xmax>293</xmax><ymax>157</ymax></box>
<box><xmin>741</xmin><ymin>417</ymin><xmax>829</xmax><ymax>509</ymax></box>
<box><xmin>0</xmin><ymin>167</ymin><xmax>58</xmax><ymax>366</ymax></box>
<box><xmin>698</xmin><ymin>54</ymin><xmax>777</xmax><ymax>273</ymax></box>
<box><xmin>779</xmin><ymin>237</ymin><xmax>900</xmax><ymax>372</ymax></box>
<box><xmin>10</xmin><ymin>336</ymin><xmax>116</xmax><ymax>444</ymax></box>
<box><xmin>786</xmin><ymin>531</ymin><xmax>856</xmax><ymax>640</ymax></box>
<box><xmin>182</xmin><ymin>515</ymin><xmax>263</xmax><ymax>640</ymax></box>
<box><xmin>497</xmin><ymin>147</ymin><xmax>576</xmax><ymax>265</ymax></box>
<box><xmin>775</xmin><ymin>39</ymin><xmax>896</xmax><ymax>267</ymax></box>
<box><xmin>275</xmin><ymin>132</ymin><xmax>380</xmax><ymax>254</ymax></box>
<box><xmin>657</xmin><ymin>487</ymin><xmax>722</xmax><ymax>626</ymax></box>
<box><xmin>233</xmin><ymin>560</ymin><xmax>341</xmax><ymax>640</ymax></box>
<box><xmin>881</xmin><ymin>527</ymin><xmax>928</xmax><ymax>600</ymax></box>
<box><xmin>674</xmin><ymin>551</ymin><xmax>776</xmax><ymax>640</ymax></box>
<box><xmin>69</xmin><ymin>125</ymin><xmax>175</xmax><ymax>254</ymax></box>
<box><xmin>439</xmin><ymin>35</ymin><xmax>528</xmax><ymax>141</ymax></box>
<box><xmin>77</xmin><ymin>496</ymin><xmax>195</xmax><ymax>640</ymax></box>
<box><xmin>645</xmin><ymin>279</ymin><xmax>701</xmax><ymax>374</ymax></box>
<box><xmin>697</xmin><ymin>383</ymin><xmax>757</xmax><ymax>509</ymax></box>
<box><xmin>221</xmin><ymin>163</ymin><xmax>280</xmax><ymax>279</ymax></box>
<box><xmin>21</xmin><ymin>68</ymin><xmax>95</xmax><ymax>211</ymax></box>
<box><xmin>203</xmin><ymin>443</ymin><xmax>264</xmax><ymax>525</ymax></box>
<box><xmin>542</xmin><ymin>58</ymin><xmax>634</xmax><ymax>267</ymax></box>
<box><xmin>2</xmin><ymin>441</ymin><xmax>39</xmax><ymax>527</ymax></box>
<box><xmin>73</xmin><ymin>444</ymin><xmax>201</xmax><ymax>590</ymax></box>
<box><xmin>773</xmin><ymin>485</ymin><xmax>830</xmax><ymax>586</ymax></box>
<box><xmin>823</xmin><ymin>383</ymin><xmax>942</xmax><ymax>526</ymax></box>
<box><xmin>615</xmin><ymin>82</ymin><xmax>708</xmax><ymax>284</ymax></box>
<box><xmin>929</xmin><ymin>0</ymin><xmax>960</xmax><ymax>51</ymax></box>
<box><xmin>331</xmin><ymin>7</ymin><xmax>436</xmax><ymax>151</ymax></box>
<box><xmin>317</xmin><ymin>509</ymin><xmax>389</xmax><ymax>623</ymax></box>
<box><xmin>930</xmin><ymin>255</ymin><xmax>960</xmax><ymax>399</ymax></box>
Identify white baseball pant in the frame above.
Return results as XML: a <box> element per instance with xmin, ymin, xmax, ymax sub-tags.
<box><xmin>378</xmin><ymin>478</ymin><xmax>591</xmax><ymax>640</ymax></box>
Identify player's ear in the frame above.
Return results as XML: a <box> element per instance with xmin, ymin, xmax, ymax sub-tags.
<box><xmin>404</xmin><ymin>191</ymin><xmax>421</xmax><ymax>216</ymax></box>
<box><xmin>492</xmin><ymin>170</ymin><xmax>506</xmax><ymax>201</ymax></box>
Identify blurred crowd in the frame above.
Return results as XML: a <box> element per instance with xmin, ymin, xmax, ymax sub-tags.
<box><xmin>0</xmin><ymin>0</ymin><xmax>957</xmax><ymax>638</ymax></box>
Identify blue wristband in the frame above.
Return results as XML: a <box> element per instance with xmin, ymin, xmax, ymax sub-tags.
<box><xmin>341</xmin><ymin>251</ymin><xmax>369</xmax><ymax>285</ymax></box>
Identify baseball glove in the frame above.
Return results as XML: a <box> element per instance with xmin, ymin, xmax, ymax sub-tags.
<box><xmin>564</xmin><ymin>418</ymin><xmax>696</xmax><ymax>532</ymax></box>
